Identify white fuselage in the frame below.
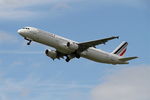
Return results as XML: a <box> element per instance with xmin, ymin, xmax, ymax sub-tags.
<box><xmin>18</xmin><ymin>27</ymin><xmax>128</xmax><ymax>64</ymax></box>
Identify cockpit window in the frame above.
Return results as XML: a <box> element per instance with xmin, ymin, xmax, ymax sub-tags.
<box><xmin>22</xmin><ymin>27</ymin><xmax>30</xmax><ymax>30</ymax></box>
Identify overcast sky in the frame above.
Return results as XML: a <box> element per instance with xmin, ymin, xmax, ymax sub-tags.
<box><xmin>0</xmin><ymin>0</ymin><xmax>150</xmax><ymax>100</ymax></box>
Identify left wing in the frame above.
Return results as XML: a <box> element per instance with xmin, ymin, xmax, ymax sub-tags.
<box><xmin>77</xmin><ymin>36</ymin><xmax>119</xmax><ymax>52</ymax></box>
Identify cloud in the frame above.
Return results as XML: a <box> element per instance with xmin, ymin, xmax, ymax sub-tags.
<box><xmin>0</xmin><ymin>73</ymin><xmax>93</xmax><ymax>100</ymax></box>
<box><xmin>0</xmin><ymin>10</ymin><xmax>37</xmax><ymax>19</ymax></box>
<box><xmin>0</xmin><ymin>50</ymin><xmax>43</xmax><ymax>54</ymax></box>
<box><xmin>0</xmin><ymin>31</ymin><xmax>18</xmax><ymax>44</ymax></box>
<box><xmin>0</xmin><ymin>0</ymin><xmax>73</xmax><ymax>20</ymax></box>
<box><xmin>0</xmin><ymin>0</ymin><xmax>46</xmax><ymax>19</ymax></box>
<box><xmin>91</xmin><ymin>65</ymin><xmax>150</xmax><ymax>100</ymax></box>
<box><xmin>0</xmin><ymin>0</ymin><xmax>147</xmax><ymax>20</ymax></box>
<box><xmin>93</xmin><ymin>0</ymin><xmax>148</xmax><ymax>9</ymax></box>
<box><xmin>0</xmin><ymin>0</ymin><xmax>52</xmax><ymax>8</ymax></box>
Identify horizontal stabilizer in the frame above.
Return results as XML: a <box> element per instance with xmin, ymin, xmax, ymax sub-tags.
<box><xmin>119</xmin><ymin>56</ymin><xmax>138</xmax><ymax>61</ymax></box>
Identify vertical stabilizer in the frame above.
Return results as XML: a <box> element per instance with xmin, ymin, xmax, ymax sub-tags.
<box><xmin>112</xmin><ymin>41</ymin><xmax>128</xmax><ymax>56</ymax></box>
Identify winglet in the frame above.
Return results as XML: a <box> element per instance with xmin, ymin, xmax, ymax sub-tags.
<box><xmin>111</xmin><ymin>36</ymin><xmax>119</xmax><ymax>39</ymax></box>
<box><xmin>116</xmin><ymin>36</ymin><xmax>119</xmax><ymax>39</ymax></box>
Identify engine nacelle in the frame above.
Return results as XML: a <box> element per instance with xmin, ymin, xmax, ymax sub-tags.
<box><xmin>45</xmin><ymin>49</ymin><xmax>57</xmax><ymax>60</ymax></box>
<box><xmin>67</xmin><ymin>42</ymin><xmax>79</xmax><ymax>51</ymax></box>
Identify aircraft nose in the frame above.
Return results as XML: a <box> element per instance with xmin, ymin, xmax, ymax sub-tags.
<box><xmin>17</xmin><ymin>29</ymin><xmax>23</xmax><ymax>35</ymax></box>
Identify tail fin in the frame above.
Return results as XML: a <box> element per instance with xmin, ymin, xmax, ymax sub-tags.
<box><xmin>112</xmin><ymin>41</ymin><xmax>128</xmax><ymax>56</ymax></box>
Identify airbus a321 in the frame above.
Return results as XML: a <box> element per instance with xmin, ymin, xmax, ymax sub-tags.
<box><xmin>18</xmin><ymin>27</ymin><xmax>138</xmax><ymax>64</ymax></box>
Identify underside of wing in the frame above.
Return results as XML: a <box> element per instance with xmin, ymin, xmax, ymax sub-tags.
<box><xmin>78</xmin><ymin>36</ymin><xmax>119</xmax><ymax>52</ymax></box>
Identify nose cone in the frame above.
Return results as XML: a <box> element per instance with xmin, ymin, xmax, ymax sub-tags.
<box><xmin>17</xmin><ymin>29</ymin><xmax>25</xmax><ymax>37</ymax></box>
<box><xmin>17</xmin><ymin>29</ymin><xmax>21</xmax><ymax>34</ymax></box>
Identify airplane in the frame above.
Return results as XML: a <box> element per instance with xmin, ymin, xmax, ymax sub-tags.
<box><xmin>17</xmin><ymin>27</ymin><xmax>138</xmax><ymax>64</ymax></box>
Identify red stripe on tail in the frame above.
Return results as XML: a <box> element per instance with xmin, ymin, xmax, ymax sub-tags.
<box><xmin>119</xmin><ymin>48</ymin><xmax>127</xmax><ymax>56</ymax></box>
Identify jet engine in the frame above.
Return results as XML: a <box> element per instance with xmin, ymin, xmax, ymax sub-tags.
<box><xmin>45</xmin><ymin>49</ymin><xmax>57</xmax><ymax>60</ymax></box>
<box><xmin>67</xmin><ymin>42</ymin><xmax>79</xmax><ymax>51</ymax></box>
